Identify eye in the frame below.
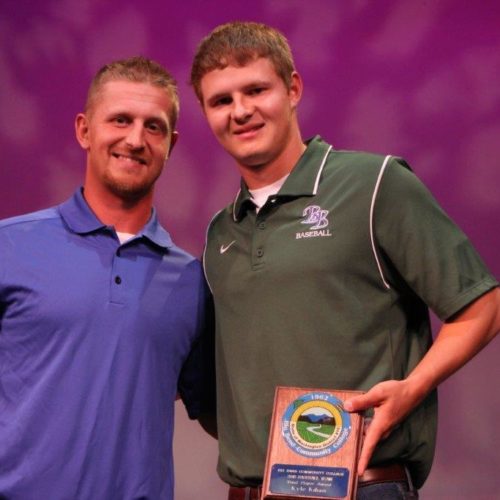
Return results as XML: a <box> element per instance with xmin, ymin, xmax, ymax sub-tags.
<box><xmin>248</xmin><ymin>86</ymin><xmax>265</xmax><ymax>96</ymax></box>
<box><xmin>146</xmin><ymin>121</ymin><xmax>167</xmax><ymax>135</ymax></box>
<box><xmin>112</xmin><ymin>115</ymin><xmax>130</xmax><ymax>126</ymax></box>
<box><xmin>210</xmin><ymin>96</ymin><xmax>232</xmax><ymax>108</ymax></box>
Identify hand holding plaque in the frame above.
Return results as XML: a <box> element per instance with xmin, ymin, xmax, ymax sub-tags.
<box><xmin>262</xmin><ymin>387</ymin><xmax>364</xmax><ymax>500</ymax></box>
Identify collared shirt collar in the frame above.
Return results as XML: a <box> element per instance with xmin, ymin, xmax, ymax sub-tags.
<box><xmin>58</xmin><ymin>188</ymin><xmax>173</xmax><ymax>249</ymax></box>
<box><xmin>232</xmin><ymin>136</ymin><xmax>333</xmax><ymax>221</ymax></box>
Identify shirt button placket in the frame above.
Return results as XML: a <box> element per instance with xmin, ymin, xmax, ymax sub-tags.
<box><xmin>110</xmin><ymin>250</ymin><xmax>125</xmax><ymax>304</ymax></box>
<box><xmin>252</xmin><ymin>216</ymin><xmax>266</xmax><ymax>268</ymax></box>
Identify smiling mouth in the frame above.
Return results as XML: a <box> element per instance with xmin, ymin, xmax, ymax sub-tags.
<box><xmin>233</xmin><ymin>123</ymin><xmax>264</xmax><ymax>136</ymax></box>
<box><xmin>112</xmin><ymin>153</ymin><xmax>147</xmax><ymax>165</ymax></box>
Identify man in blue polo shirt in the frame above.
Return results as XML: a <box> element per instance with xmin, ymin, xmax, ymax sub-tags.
<box><xmin>0</xmin><ymin>56</ymin><xmax>211</xmax><ymax>499</ymax></box>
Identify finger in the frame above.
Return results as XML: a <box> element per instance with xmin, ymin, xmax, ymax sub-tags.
<box><xmin>357</xmin><ymin>418</ymin><xmax>386</xmax><ymax>475</ymax></box>
<box><xmin>345</xmin><ymin>388</ymin><xmax>382</xmax><ymax>413</ymax></box>
<box><xmin>358</xmin><ymin>437</ymin><xmax>375</xmax><ymax>475</ymax></box>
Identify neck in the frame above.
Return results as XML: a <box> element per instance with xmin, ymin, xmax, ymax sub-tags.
<box><xmin>238</xmin><ymin>130</ymin><xmax>306</xmax><ymax>190</ymax></box>
<box><xmin>83</xmin><ymin>184</ymin><xmax>153</xmax><ymax>233</ymax></box>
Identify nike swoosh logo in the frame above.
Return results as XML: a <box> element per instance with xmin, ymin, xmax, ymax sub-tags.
<box><xmin>220</xmin><ymin>240</ymin><xmax>236</xmax><ymax>254</ymax></box>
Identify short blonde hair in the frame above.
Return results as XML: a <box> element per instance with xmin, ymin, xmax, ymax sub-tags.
<box><xmin>86</xmin><ymin>56</ymin><xmax>179</xmax><ymax>128</ymax></box>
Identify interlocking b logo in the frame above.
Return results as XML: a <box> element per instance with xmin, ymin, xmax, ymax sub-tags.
<box><xmin>301</xmin><ymin>205</ymin><xmax>329</xmax><ymax>230</ymax></box>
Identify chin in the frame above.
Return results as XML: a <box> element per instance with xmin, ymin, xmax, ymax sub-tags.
<box><xmin>108</xmin><ymin>181</ymin><xmax>154</xmax><ymax>201</ymax></box>
<box><xmin>235</xmin><ymin>151</ymin><xmax>270</xmax><ymax>168</ymax></box>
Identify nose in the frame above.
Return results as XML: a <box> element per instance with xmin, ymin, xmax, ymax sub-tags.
<box><xmin>231</xmin><ymin>95</ymin><xmax>253</xmax><ymax>123</ymax></box>
<box><xmin>125</xmin><ymin>122</ymin><xmax>145</xmax><ymax>150</ymax></box>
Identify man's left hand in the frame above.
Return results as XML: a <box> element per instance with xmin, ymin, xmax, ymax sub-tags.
<box><xmin>344</xmin><ymin>379</ymin><xmax>423</xmax><ymax>475</ymax></box>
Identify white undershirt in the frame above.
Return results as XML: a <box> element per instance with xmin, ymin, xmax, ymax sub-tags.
<box><xmin>249</xmin><ymin>174</ymin><xmax>289</xmax><ymax>212</ymax></box>
<box><xmin>116</xmin><ymin>231</ymin><xmax>135</xmax><ymax>244</ymax></box>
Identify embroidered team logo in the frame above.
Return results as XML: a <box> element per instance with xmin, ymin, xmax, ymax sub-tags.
<box><xmin>302</xmin><ymin>205</ymin><xmax>329</xmax><ymax>229</ymax></box>
<box><xmin>282</xmin><ymin>392</ymin><xmax>351</xmax><ymax>457</ymax></box>
<box><xmin>296</xmin><ymin>205</ymin><xmax>332</xmax><ymax>239</ymax></box>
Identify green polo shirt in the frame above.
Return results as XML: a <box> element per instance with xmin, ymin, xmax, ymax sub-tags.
<box><xmin>204</xmin><ymin>136</ymin><xmax>497</xmax><ymax>489</ymax></box>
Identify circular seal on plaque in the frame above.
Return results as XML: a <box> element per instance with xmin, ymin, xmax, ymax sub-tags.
<box><xmin>281</xmin><ymin>392</ymin><xmax>351</xmax><ymax>458</ymax></box>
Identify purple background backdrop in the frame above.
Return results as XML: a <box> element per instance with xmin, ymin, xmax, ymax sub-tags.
<box><xmin>1</xmin><ymin>1</ymin><xmax>499</xmax><ymax>498</ymax></box>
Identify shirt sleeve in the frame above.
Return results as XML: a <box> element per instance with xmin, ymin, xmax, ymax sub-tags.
<box><xmin>177</xmin><ymin>280</ymin><xmax>216</xmax><ymax>420</ymax></box>
<box><xmin>373</xmin><ymin>157</ymin><xmax>498</xmax><ymax>321</ymax></box>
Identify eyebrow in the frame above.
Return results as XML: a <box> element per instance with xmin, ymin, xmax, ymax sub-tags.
<box><xmin>108</xmin><ymin>110</ymin><xmax>171</xmax><ymax>132</ymax></box>
<box><xmin>205</xmin><ymin>79</ymin><xmax>271</xmax><ymax>104</ymax></box>
<box><xmin>205</xmin><ymin>92</ymin><xmax>230</xmax><ymax>106</ymax></box>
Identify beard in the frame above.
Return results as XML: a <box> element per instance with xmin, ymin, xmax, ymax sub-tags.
<box><xmin>102</xmin><ymin>167</ymin><xmax>162</xmax><ymax>203</ymax></box>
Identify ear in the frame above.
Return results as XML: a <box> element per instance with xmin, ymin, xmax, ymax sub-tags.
<box><xmin>168</xmin><ymin>130</ymin><xmax>179</xmax><ymax>156</ymax></box>
<box><xmin>75</xmin><ymin>113</ymin><xmax>90</xmax><ymax>149</ymax></box>
<box><xmin>199</xmin><ymin>98</ymin><xmax>208</xmax><ymax>116</ymax></box>
<box><xmin>288</xmin><ymin>71</ymin><xmax>303</xmax><ymax>109</ymax></box>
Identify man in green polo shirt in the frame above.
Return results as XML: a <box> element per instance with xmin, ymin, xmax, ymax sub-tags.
<box><xmin>190</xmin><ymin>21</ymin><xmax>499</xmax><ymax>499</ymax></box>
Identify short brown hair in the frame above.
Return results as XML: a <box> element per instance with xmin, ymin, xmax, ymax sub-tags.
<box><xmin>190</xmin><ymin>21</ymin><xmax>295</xmax><ymax>102</ymax></box>
<box><xmin>86</xmin><ymin>56</ymin><xmax>179</xmax><ymax>128</ymax></box>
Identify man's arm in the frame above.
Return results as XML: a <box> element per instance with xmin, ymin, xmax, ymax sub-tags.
<box><xmin>344</xmin><ymin>287</ymin><xmax>500</xmax><ymax>475</ymax></box>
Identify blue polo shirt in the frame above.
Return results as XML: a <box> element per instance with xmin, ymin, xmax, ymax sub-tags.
<box><xmin>0</xmin><ymin>189</ymin><xmax>210</xmax><ymax>499</ymax></box>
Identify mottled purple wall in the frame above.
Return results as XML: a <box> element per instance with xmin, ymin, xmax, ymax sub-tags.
<box><xmin>1</xmin><ymin>1</ymin><xmax>499</xmax><ymax>498</ymax></box>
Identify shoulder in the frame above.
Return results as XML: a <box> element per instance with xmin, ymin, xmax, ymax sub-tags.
<box><xmin>0</xmin><ymin>207</ymin><xmax>59</xmax><ymax>234</ymax></box>
<box><xmin>162</xmin><ymin>239</ymin><xmax>205</xmax><ymax>282</ymax></box>
<box><xmin>206</xmin><ymin>204</ymin><xmax>233</xmax><ymax>235</ymax></box>
<box><xmin>326</xmin><ymin>149</ymin><xmax>410</xmax><ymax>173</ymax></box>
<box><xmin>325</xmin><ymin>150</ymin><xmax>416</xmax><ymax>191</ymax></box>
<box><xmin>0</xmin><ymin>208</ymin><xmax>61</xmax><ymax>279</ymax></box>
<box><xmin>317</xmin><ymin>150</ymin><xmax>412</xmax><ymax>197</ymax></box>
<box><xmin>168</xmin><ymin>242</ymin><xmax>201</xmax><ymax>268</ymax></box>
<box><xmin>305</xmin><ymin>136</ymin><xmax>410</xmax><ymax>175</ymax></box>
<box><xmin>149</xmin><ymin>218</ymin><xmax>201</xmax><ymax>269</ymax></box>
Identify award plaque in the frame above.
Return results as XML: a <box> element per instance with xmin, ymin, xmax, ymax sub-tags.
<box><xmin>262</xmin><ymin>387</ymin><xmax>364</xmax><ymax>500</ymax></box>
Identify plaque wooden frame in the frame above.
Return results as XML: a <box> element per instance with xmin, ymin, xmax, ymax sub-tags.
<box><xmin>262</xmin><ymin>387</ymin><xmax>364</xmax><ymax>500</ymax></box>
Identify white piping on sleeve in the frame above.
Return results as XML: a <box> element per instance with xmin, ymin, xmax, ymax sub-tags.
<box><xmin>370</xmin><ymin>155</ymin><xmax>392</xmax><ymax>290</ymax></box>
<box><xmin>313</xmin><ymin>145</ymin><xmax>333</xmax><ymax>195</ymax></box>
<box><xmin>202</xmin><ymin>208</ymin><xmax>225</xmax><ymax>296</ymax></box>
